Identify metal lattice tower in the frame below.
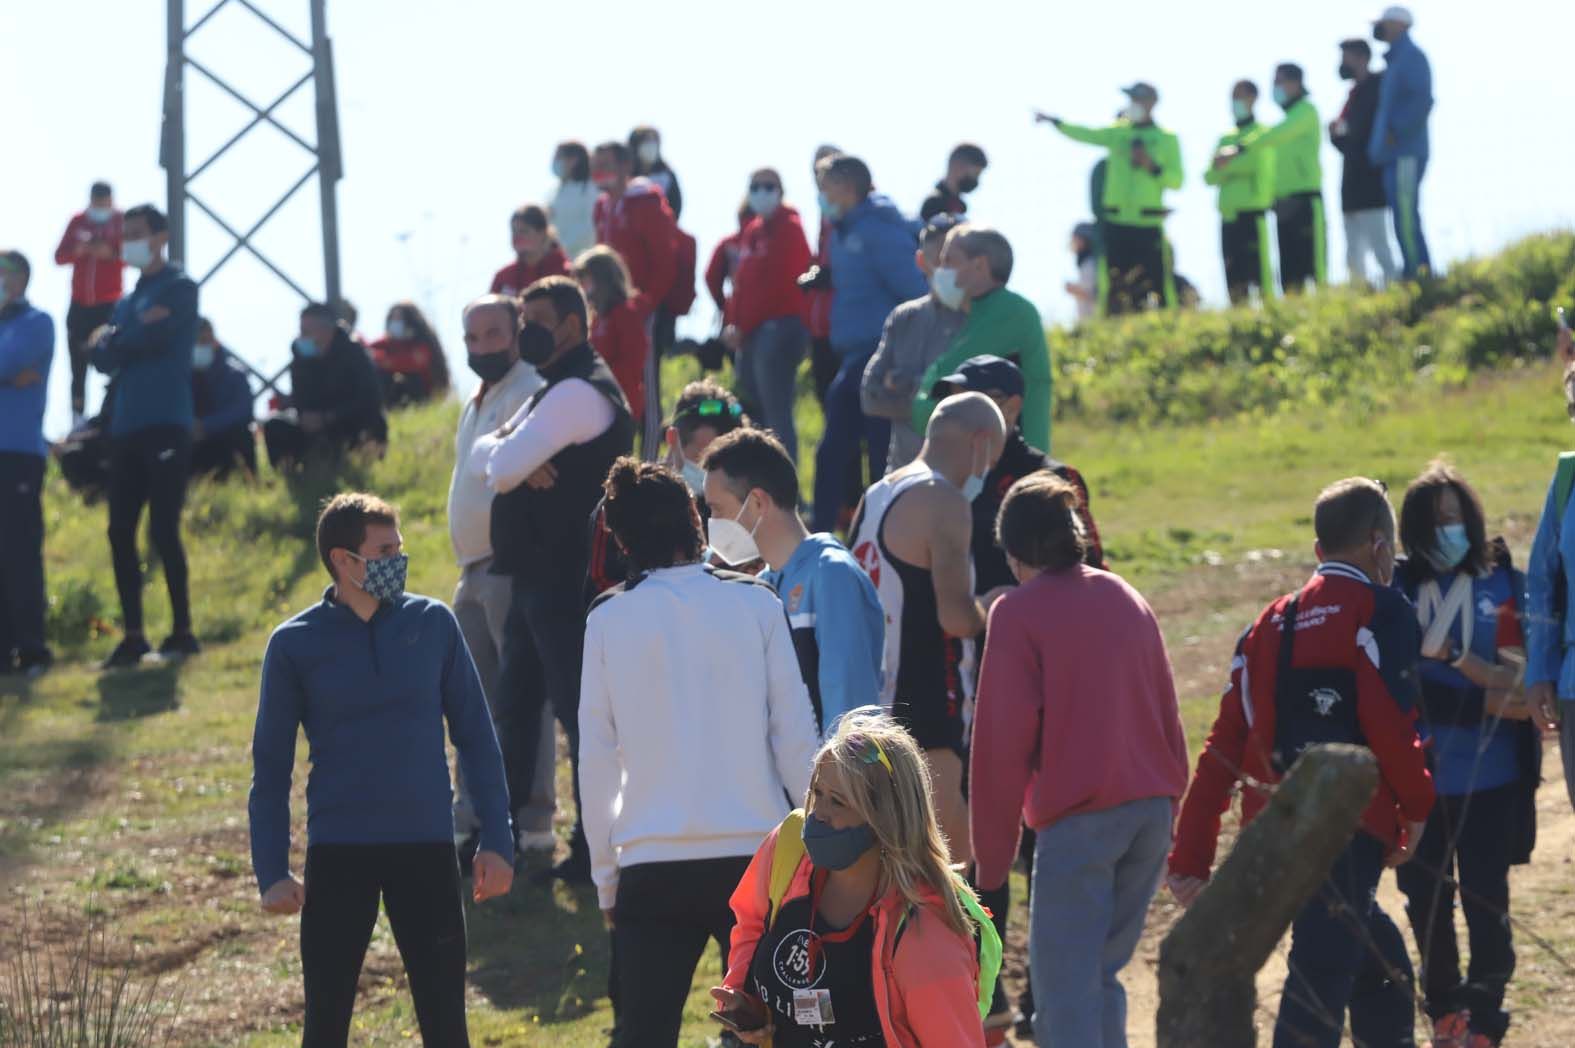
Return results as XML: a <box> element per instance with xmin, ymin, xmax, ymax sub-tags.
<box><xmin>161</xmin><ymin>0</ymin><xmax>343</xmax><ymax>305</ymax></box>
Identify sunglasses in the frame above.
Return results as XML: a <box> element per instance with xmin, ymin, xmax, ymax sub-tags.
<box><xmin>749</xmin><ymin>183</ymin><xmax>781</xmax><ymax>194</ymax></box>
<box><xmin>847</xmin><ymin>734</ymin><xmax>895</xmax><ymax>778</ymax></box>
<box><xmin>692</xmin><ymin>399</ymin><xmax>743</xmax><ymax>419</ymax></box>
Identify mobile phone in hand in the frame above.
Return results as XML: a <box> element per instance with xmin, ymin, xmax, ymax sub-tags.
<box><xmin>709</xmin><ymin>1008</ymin><xmax>765</xmax><ymax>1033</ymax></box>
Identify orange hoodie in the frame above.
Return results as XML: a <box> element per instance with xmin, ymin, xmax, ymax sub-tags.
<box><xmin>723</xmin><ymin>823</ymin><xmax>985</xmax><ymax>1048</ymax></box>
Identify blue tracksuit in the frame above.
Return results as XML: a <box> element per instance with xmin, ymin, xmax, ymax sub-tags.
<box><xmin>827</xmin><ymin>193</ymin><xmax>927</xmax><ymax>350</ymax></box>
<box><xmin>1368</xmin><ymin>30</ymin><xmax>1433</xmax><ymax>277</ymax></box>
<box><xmin>0</xmin><ymin>300</ymin><xmax>54</xmax><ymax>457</ymax></box>
<box><xmin>248</xmin><ymin>590</ymin><xmax>513</xmax><ymax>893</ymax></box>
<box><xmin>92</xmin><ymin>264</ymin><xmax>199</xmax><ymax>438</ymax></box>
<box><xmin>762</xmin><ymin>533</ymin><xmax>885</xmax><ymax>733</ymax></box>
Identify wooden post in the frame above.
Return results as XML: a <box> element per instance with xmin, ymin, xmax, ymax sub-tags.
<box><xmin>1156</xmin><ymin>744</ymin><xmax>1379</xmax><ymax>1048</ymax></box>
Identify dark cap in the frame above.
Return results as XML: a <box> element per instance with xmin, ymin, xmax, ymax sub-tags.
<box><xmin>1122</xmin><ymin>82</ymin><xmax>1159</xmax><ymax>104</ymax></box>
<box><xmin>936</xmin><ymin>355</ymin><xmax>1024</xmax><ymax>398</ymax></box>
<box><xmin>1275</xmin><ymin>62</ymin><xmax>1305</xmax><ymax>83</ymax></box>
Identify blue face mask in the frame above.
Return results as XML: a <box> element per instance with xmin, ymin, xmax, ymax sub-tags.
<box><xmin>1429</xmin><ymin>523</ymin><xmax>1471</xmax><ymax>571</ymax></box>
<box><xmin>293</xmin><ymin>336</ymin><xmax>321</xmax><ymax>358</ymax></box>
<box><xmin>818</xmin><ymin>192</ymin><xmax>842</xmax><ymax>222</ymax></box>
<box><xmin>802</xmin><ymin>813</ymin><xmax>875</xmax><ymax>871</ymax></box>
<box><xmin>348</xmin><ymin>551</ymin><xmax>409</xmax><ymax>603</ymax></box>
<box><xmin>1273</xmin><ymin>85</ymin><xmax>1292</xmax><ymax>108</ymax></box>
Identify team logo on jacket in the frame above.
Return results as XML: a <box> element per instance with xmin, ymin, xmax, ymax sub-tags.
<box><xmin>773</xmin><ymin>929</ymin><xmax>826</xmax><ymax>989</ymax></box>
<box><xmin>787</xmin><ymin>585</ymin><xmax>805</xmax><ymax>614</ymax></box>
<box><xmin>1310</xmin><ymin>688</ymin><xmax>1341</xmax><ymax>716</ymax></box>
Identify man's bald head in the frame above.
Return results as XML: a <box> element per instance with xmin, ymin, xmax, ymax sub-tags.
<box><xmin>462</xmin><ymin>294</ymin><xmax>521</xmax><ymax>365</ymax></box>
<box><xmin>921</xmin><ymin>392</ymin><xmax>1007</xmax><ymax>486</ymax></box>
<box><xmin>928</xmin><ymin>391</ymin><xmax>1006</xmax><ymax>442</ymax></box>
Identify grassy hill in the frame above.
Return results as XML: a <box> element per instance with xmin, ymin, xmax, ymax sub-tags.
<box><xmin>4</xmin><ymin>234</ymin><xmax>1575</xmax><ymax>1045</ymax></box>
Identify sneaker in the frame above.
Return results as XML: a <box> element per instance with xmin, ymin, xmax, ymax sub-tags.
<box><xmin>517</xmin><ymin>829</ymin><xmax>557</xmax><ymax>853</ymax></box>
<box><xmin>158</xmin><ymin>632</ymin><xmax>202</xmax><ymax>659</ymax></box>
<box><xmin>1430</xmin><ymin>1012</ymin><xmax>1471</xmax><ymax>1048</ymax></box>
<box><xmin>101</xmin><ymin>637</ymin><xmax>152</xmax><ymax>670</ymax></box>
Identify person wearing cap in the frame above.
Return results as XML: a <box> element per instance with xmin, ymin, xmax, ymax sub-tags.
<box><xmin>0</xmin><ymin>250</ymin><xmax>55</xmax><ymax>679</ymax></box>
<box><xmin>1238</xmin><ymin>64</ymin><xmax>1326</xmax><ymax>293</ymax></box>
<box><xmin>919</xmin><ymin>143</ymin><xmax>989</xmax><ymax>222</ymax></box>
<box><xmin>1332</xmin><ymin>40</ymin><xmax>1400</xmax><ymax>287</ymax></box>
<box><xmin>860</xmin><ymin>214</ymin><xmax>969</xmax><ymax>471</ymax></box>
<box><xmin>1206</xmin><ymin>80</ymin><xmax>1277</xmax><ymax>305</ymax></box>
<box><xmin>1036</xmin><ymin>83</ymin><xmax>1183</xmax><ymax>315</ymax></box>
<box><xmin>1369</xmin><ymin>5</ymin><xmax>1433</xmax><ymax>280</ymax></box>
<box><xmin>910</xmin><ymin>225</ymin><xmax>1051</xmax><ymax>451</ymax></box>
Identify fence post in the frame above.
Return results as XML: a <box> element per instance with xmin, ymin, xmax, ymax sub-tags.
<box><xmin>1156</xmin><ymin>743</ymin><xmax>1379</xmax><ymax>1048</ymax></box>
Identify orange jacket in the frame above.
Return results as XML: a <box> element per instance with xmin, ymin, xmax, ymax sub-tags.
<box><xmin>723</xmin><ymin>823</ymin><xmax>985</xmax><ymax>1048</ymax></box>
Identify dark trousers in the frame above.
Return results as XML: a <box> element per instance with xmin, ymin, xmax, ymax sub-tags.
<box><xmin>1275</xmin><ymin>831</ymin><xmax>1416</xmax><ymax>1048</ymax></box>
<box><xmin>1222</xmin><ymin>212</ymin><xmax>1273</xmax><ymax>305</ymax></box>
<box><xmin>809</xmin><ymin>336</ymin><xmax>838</xmax><ymax>406</ymax></box>
<box><xmin>190</xmin><ymin>426</ymin><xmax>257</xmax><ymax>480</ymax></box>
<box><xmin>65</xmin><ymin>302</ymin><xmax>114</xmax><ymax>416</ymax></box>
<box><xmin>263</xmin><ymin>416</ymin><xmax>384</xmax><ymax>471</ymax></box>
<box><xmin>500</xmin><ymin>571</ymin><xmax>589</xmax><ymax>864</ymax></box>
<box><xmin>1276</xmin><ymin>192</ymin><xmax>1328</xmax><ymax>293</ymax></box>
<box><xmin>612</xmin><ymin>856</ymin><xmax>751</xmax><ymax>1048</ymax></box>
<box><xmin>1396</xmin><ymin>784</ymin><xmax>1516</xmax><ymax>1041</ymax></box>
<box><xmin>0</xmin><ymin>453</ymin><xmax>49</xmax><ymax>663</ymax></box>
<box><xmin>812</xmin><ymin>345</ymin><xmax>888</xmax><ymax>533</ymax></box>
<box><xmin>1102</xmin><ymin>223</ymin><xmax>1170</xmax><ymax>315</ymax></box>
<box><xmin>300</xmin><ymin>843</ymin><xmax>469</xmax><ymax>1048</ymax></box>
<box><xmin>107</xmin><ymin>426</ymin><xmax>192</xmax><ymax>636</ymax></box>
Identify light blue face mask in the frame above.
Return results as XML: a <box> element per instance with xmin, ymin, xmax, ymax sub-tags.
<box><xmin>192</xmin><ymin>343</ymin><xmax>216</xmax><ymax>370</ymax></box>
<box><xmin>293</xmin><ymin>336</ymin><xmax>321</xmax><ymax>359</ymax></box>
<box><xmin>747</xmin><ymin>188</ymin><xmax>781</xmax><ymax>218</ymax></box>
<box><xmin>1273</xmin><ymin>85</ymin><xmax>1292</xmax><ymax>108</ymax></box>
<box><xmin>1232</xmin><ymin>99</ymin><xmax>1252</xmax><ymax>122</ymax></box>
<box><xmin>1429</xmin><ymin>523</ymin><xmax>1471</xmax><ymax>571</ymax></box>
<box><xmin>818</xmin><ymin>192</ymin><xmax>842</xmax><ymax>222</ymax></box>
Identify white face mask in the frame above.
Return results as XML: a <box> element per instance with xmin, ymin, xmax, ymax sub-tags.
<box><xmin>87</xmin><ymin>206</ymin><xmax>113</xmax><ymax>224</ymax></box>
<box><xmin>637</xmin><ymin>140</ymin><xmax>661</xmax><ymax>167</ymax></box>
<box><xmin>192</xmin><ymin>343</ymin><xmax>216</xmax><ymax>369</ymax></box>
<box><xmin>959</xmin><ymin>438</ymin><xmax>989</xmax><ymax>502</ymax></box>
<box><xmin>122</xmin><ymin>238</ymin><xmax>154</xmax><ymax>269</ymax></box>
<box><xmin>930</xmin><ymin>266</ymin><xmax>966</xmax><ymax>309</ymax></box>
<box><xmin>1125</xmin><ymin>102</ymin><xmax>1150</xmax><ymax>122</ymax></box>
<box><xmin>708</xmin><ymin>499</ymin><xmax>761</xmax><ymax>566</ymax></box>
<box><xmin>747</xmin><ymin>188</ymin><xmax>781</xmax><ymax>218</ymax></box>
<box><xmin>388</xmin><ymin>318</ymin><xmax>410</xmax><ymax>339</ymax></box>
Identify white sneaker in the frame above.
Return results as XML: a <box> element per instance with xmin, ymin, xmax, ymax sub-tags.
<box><xmin>517</xmin><ymin>829</ymin><xmax>557</xmax><ymax>853</ymax></box>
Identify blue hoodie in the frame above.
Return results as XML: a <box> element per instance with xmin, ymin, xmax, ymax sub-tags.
<box><xmin>0</xmin><ymin>300</ymin><xmax>54</xmax><ymax>457</ymax></box>
<box><xmin>1368</xmin><ymin>31</ymin><xmax>1432</xmax><ymax>165</ymax></box>
<box><xmin>828</xmin><ymin>193</ymin><xmax>928</xmax><ymax>351</ymax></box>
<box><xmin>248</xmin><ymin>589</ymin><xmax>512</xmax><ymax>893</ymax></box>
<box><xmin>92</xmin><ymin>263</ymin><xmax>198</xmax><ymax>438</ymax></box>
<box><xmin>193</xmin><ymin>346</ymin><xmax>254</xmax><ymax>435</ymax></box>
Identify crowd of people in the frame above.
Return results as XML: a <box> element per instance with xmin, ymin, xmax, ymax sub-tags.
<box><xmin>5</xmin><ymin>7</ymin><xmax>1566</xmax><ymax>1048</ymax></box>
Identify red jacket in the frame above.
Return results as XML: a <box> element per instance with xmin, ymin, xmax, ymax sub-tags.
<box><xmin>724</xmin><ymin>822</ymin><xmax>985</xmax><ymax>1048</ymax></box>
<box><xmin>1169</xmin><ymin>562</ymin><xmax>1436</xmax><ymax>880</ymax></box>
<box><xmin>591</xmin><ymin>301</ymin><xmax>650</xmax><ymax>422</ymax></box>
<box><xmin>593</xmin><ymin>178</ymin><xmax>678</xmax><ymax>315</ymax></box>
<box><xmin>368</xmin><ymin>336</ymin><xmax>440</xmax><ymax>392</ymax></box>
<box><xmin>489</xmin><ymin>245</ymin><xmax>570</xmax><ymax>297</ymax></box>
<box><xmin>54</xmin><ymin>210</ymin><xmax>124</xmax><ymax>306</ymax></box>
<box><xmin>806</xmin><ymin>214</ymin><xmax>835</xmax><ymax>339</ymax></box>
<box><xmin>705</xmin><ymin>231</ymin><xmax>743</xmax><ymax>321</ymax></box>
<box><xmin>731</xmin><ymin>206</ymin><xmax>812</xmax><ymax>337</ymax></box>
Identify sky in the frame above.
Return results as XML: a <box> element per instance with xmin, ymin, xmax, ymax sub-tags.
<box><xmin>7</xmin><ymin>0</ymin><xmax>1575</xmax><ymax>440</ymax></box>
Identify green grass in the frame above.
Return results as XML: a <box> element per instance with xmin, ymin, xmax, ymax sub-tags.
<box><xmin>5</xmin><ymin>246</ymin><xmax>1575</xmax><ymax>1044</ymax></box>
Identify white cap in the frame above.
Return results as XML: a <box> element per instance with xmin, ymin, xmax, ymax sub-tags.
<box><xmin>1378</xmin><ymin>5</ymin><xmax>1413</xmax><ymax>25</ymax></box>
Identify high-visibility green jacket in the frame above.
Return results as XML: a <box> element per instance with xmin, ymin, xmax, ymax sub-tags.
<box><xmin>1055</xmin><ymin>119</ymin><xmax>1182</xmax><ymax>228</ymax></box>
<box><xmin>1204</xmin><ymin>121</ymin><xmax>1277</xmax><ymax>220</ymax></box>
<box><xmin>1242</xmin><ymin>96</ymin><xmax>1322</xmax><ymax>198</ymax></box>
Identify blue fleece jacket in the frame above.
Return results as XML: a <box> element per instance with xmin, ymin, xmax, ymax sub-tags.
<box><xmin>828</xmin><ymin>193</ymin><xmax>928</xmax><ymax>351</ymax></box>
<box><xmin>92</xmin><ymin>263</ymin><xmax>198</xmax><ymax>438</ymax></box>
<box><xmin>248</xmin><ymin>590</ymin><xmax>513</xmax><ymax>893</ymax></box>
<box><xmin>1368</xmin><ymin>31</ymin><xmax>1432</xmax><ymax>165</ymax></box>
<box><xmin>0</xmin><ymin>301</ymin><xmax>54</xmax><ymax>457</ymax></box>
<box><xmin>193</xmin><ymin>346</ymin><xmax>254</xmax><ymax>434</ymax></box>
<box><xmin>762</xmin><ymin>533</ymin><xmax>885</xmax><ymax>733</ymax></box>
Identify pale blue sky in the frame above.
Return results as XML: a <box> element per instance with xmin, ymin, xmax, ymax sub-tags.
<box><xmin>7</xmin><ymin>0</ymin><xmax>1574</xmax><ymax>439</ymax></box>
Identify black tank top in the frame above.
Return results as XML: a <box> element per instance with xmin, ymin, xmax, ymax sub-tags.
<box><xmin>748</xmin><ymin>880</ymin><xmax>884</xmax><ymax>1047</ymax></box>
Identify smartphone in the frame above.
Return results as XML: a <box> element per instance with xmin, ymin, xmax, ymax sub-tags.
<box><xmin>708</xmin><ymin>1008</ymin><xmax>765</xmax><ymax>1033</ymax></box>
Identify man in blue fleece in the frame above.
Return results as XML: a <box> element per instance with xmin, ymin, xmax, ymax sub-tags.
<box><xmin>248</xmin><ymin>492</ymin><xmax>514</xmax><ymax>1048</ymax></box>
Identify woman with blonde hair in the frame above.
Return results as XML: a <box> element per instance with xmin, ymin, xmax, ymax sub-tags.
<box><xmin>574</xmin><ymin>245</ymin><xmax>650</xmax><ymax>431</ymax></box>
<box><xmin>712</xmin><ymin>709</ymin><xmax>997</xmax><ymax>1047</ymax></box>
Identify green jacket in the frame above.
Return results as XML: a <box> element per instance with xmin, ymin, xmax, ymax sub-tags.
<box><xmin>1242</xmin><ymin>96</ymin><xmax>1321</xmax><ymax>198</ymax></box>
<box><xmin>1055</xmin><ymin>119</ymin><xmax>1182</xmax><ymax>228</ymax></box>
<box><xmin>1204</xmin><ymin>121</ymin><xmax>1276</xmax><ymax>220</ymax></box>
<box><xmin>911</xmin><ymin>287</ymin><xmax>1052</xmax><ymax>451</ymax></box>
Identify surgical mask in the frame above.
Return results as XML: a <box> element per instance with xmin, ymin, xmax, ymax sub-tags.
<box><xmin>637</xmin><ymin>140</ymin><xmax>660</xmax><ymax>167</ymax></box>
<box><xmin>818</xmin><ymin>192</ymin><xmax>842</xmax><ymax>222</ymax></box>
<box><xmin>292</xmin><ymin>336</ymin><xmax>321</xmax><ymax>359</ymax></box>
<box><xmin>1273</xmin><ymin>85</ymin><xmax>1291</xmax><ymax>108</ymax></box>
<box><xmin>1232</xmin><ymin>99</ymin><xmax>1252</xmax><ymax>122</ymax></box>
<box><xmin>87</xmin><ymin>206</ymin><xmax>113</xmax><ymax>224</ymax></box>
<box><xmin>956</xmin><ymin>174</ymin><xmax>980</xmax><ymax>194</ymax></box>
<box><xmin>1124</xmin><ymin>102</ymin><xmax>1149</xmax><ymax>123</ymax></box>
<box><xmin>802</xmin><ymin>813</ymin><xmax>875</xmax><ymax>871</ymax></box>
<box><xmin>1429</xmin><ymin>524</ymin><xmax>1471</xmax><ymax>572</ymax></box>
<box><xmin>388</xmin><ymin>318</ymin><xmax>410</xmax><ymax>339</ymax></box>
<box><xmin>681</xmin><ymin>458</ymin><xmax>707</xmax><ymax>497</ymax></box>
<box><xmin>347</xmin><ymin>551</ymin><xmax>408</xmax><ymax>603</ymax></box>
<box><xmin>930</xmin><ymin>266</ymin><xmax>966</xmax><ymax>310</ymax></box>
<box><xmin>518</xmin><ymin>321</ymin><xmax>558</xmax><ymax>366</ymax></box>
<box><xmin>747</xmin><ymin>187</ymin><xmax>781</xmax><ymax>218</ymax></box>
<box><xmin>1338</xmin><ymin>62</ymin><xmax>1357</xmax><ymax>80</ymax></box>
<box><xmin>707</xmin><ymin>501</ymin><xmax>761</xmax><ymax>566</ymax></box>
<box><xmin>192</xmin><ymin>343</ymin><xmax>216</xmax><ymax>370</ymax></box>
<box><xmin>959</xmin><ymin>439</ymin><xmax>989</xmax><ymax>502</ymax></box>
<box><xmin>468</xmin><ymin>351</ymin><xmax>514</xmax><ymax>384</ymax></box>
<box><xmin>552</xmin><ymin>158</ymin><xmax>569</xmax><ymax>179</ymax></box>
<box><xmin>122</xmin><ymin>238</ymin><xmax>153</xmax><ymax>269</ymax></box>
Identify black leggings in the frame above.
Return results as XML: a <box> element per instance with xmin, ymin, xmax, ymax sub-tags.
<box><xmin>66</xmin><ymin>301</ymin><xmax>114</xmax><ymax>416</ymax></box>
<box><xmin>301</xmin><ymin>843</ymin><xmax>469</xmax><ymax>1048</ymax></box>
<box><xmin>107</xmin><ymin>426</ymin><xmax>192</xmax><ymax>636</ymax></box>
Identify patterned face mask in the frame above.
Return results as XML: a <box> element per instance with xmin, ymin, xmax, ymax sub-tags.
<box><xmin>347</xmin><ymin>551</ymin><xmax>408</xmax><ymax>602</ymax></box>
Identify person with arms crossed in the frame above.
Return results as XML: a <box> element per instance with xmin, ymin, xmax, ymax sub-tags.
<box><xmin>1332</xmin><ymin>39</ymin><xmax>1400</xmax><ymax>287</ymax></box>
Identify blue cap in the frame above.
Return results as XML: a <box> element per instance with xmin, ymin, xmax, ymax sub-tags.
<box><xmin>935</xmin><ymin>355</ymin><xmax>1024</xmax><ymax>397</ymax></box>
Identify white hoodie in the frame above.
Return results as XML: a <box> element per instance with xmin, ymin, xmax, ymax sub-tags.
<box><xmin>550</xmin><ymin>180</ymin><xmax>599</xmax><ymax>262</ymax></box>
<box><xmin>579</xmin><ymin>564</ymin><xmax>821</xmax><ymax>909</ymax></box>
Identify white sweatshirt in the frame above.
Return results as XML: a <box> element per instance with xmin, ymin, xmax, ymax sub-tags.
<box><xmin>550</xmin><ymin>180</ymin><xmax>600</xmax><ymax>261</ymax></box>
<box><xmin>579</xmin><ymin>564</ymin><xmax>821</xmax><ymax>909</ymax></box>
<box><xmin>469</xmin><ymin>378</ymin><xmax>615</xmax><ymax>494</ymax></box>
<box><xmin>446</xmin><ymin>360</ymin><xmax>543</xmax><ymax>566</ymax></box>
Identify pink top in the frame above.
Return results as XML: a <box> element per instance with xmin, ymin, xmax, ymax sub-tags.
<box><xmin>968</xmin><ymin>565</ymin><xmax>1190</xmax><ymax>890</ymax></box>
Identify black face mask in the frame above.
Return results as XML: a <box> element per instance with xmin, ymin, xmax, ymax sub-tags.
<box><xmin>518</xmin><ymin>321</ymin><xmax>559</xmax><ymax>366</ymax></box>
<box><xmin>1372</xmin><ymin>25</ymin><xmax>1388</xmax><ymax>43</ymax></box>
<box><xmin>956</xmin><ymin>174</ymin><xmax>980</xmax><ymax>195</ymax></box>
<box><xmin>468</xmin><ymin>351</ymin><xmax>515</xmax><ymax>384</ymax></box>
<box><xmin>1338</xmin><ymin>62</ymin><xmax>1356</xmax><ymax>80</ymax></box>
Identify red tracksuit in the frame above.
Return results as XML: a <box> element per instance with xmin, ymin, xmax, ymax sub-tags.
<box><xmin>705</xmin><ymin>231</ymin><xmax>743</xmax><ymax>322</ymax></box>
<box><xmin>54</xmin><ymin>211</ymin><xmax>124</xmax><ymax>306</ymax></box>
<box><xmin>593</xmin><ymin>178</ymin><xmax>678</xmax><ymax>315</ymax></box>
<box><xmin>730</xmin><ymin>206</ymin><xmax>812</xmax><ymax>338</ymax></box>
<box><xmin>591</xmin><ymin>301</ymin><xmax>650</xmax><ymax>422</ymax></box>
<box><xmin>489</xmin><ymin>245</ymin><xmax>570</xmax><ymax>297</ymax></box>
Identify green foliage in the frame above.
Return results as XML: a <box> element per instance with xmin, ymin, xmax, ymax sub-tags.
<box><xmin>1053</xmin><ymin>232</ymin><xmax>1575</xmax><ymax>426</ymax></box>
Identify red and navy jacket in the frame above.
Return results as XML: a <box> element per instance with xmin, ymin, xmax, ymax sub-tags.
<box><xmin>593</xmin><ymin>178</ymin><xmax>678</xmax><ymax>316</ymax></box>
<box><xmin>489</xmin><ymin>246</ymin><xmax>570</xmax><ymax>297</ymax></box>
<box><xmin>730</xmin><ymin>205</ymin><xmax>813</xmax><ymax>337</ymax></box>
<box><xmin>1170</xmin><ymin>561</ymin><xmax>1435</xmax><ymax>878</ymax></box>
<box><xmin>705</xmin><ymin>231</ymin><xmax>742</xmax><ymax>320</ymax></box>
<box><xmin>54</xmin><ymin>210</ymin><xmax>124</xmax><ymax>307</ymax></box>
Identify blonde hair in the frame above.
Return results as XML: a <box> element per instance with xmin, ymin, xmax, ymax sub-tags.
<box><xmin>808</xmin><ymin>709</ymin><xmax>974</xmax><ymax>936</ymax></box>
<box><xmin>573</xmin><ymin>245</ymin><xmax>637</xmax><ymax>315</ymax></box>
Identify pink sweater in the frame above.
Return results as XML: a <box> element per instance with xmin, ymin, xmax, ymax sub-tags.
<box><xmin>969</xmin><ymin>565</ymin><xmax>1190</xmax><ymax>890</ymax></box>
